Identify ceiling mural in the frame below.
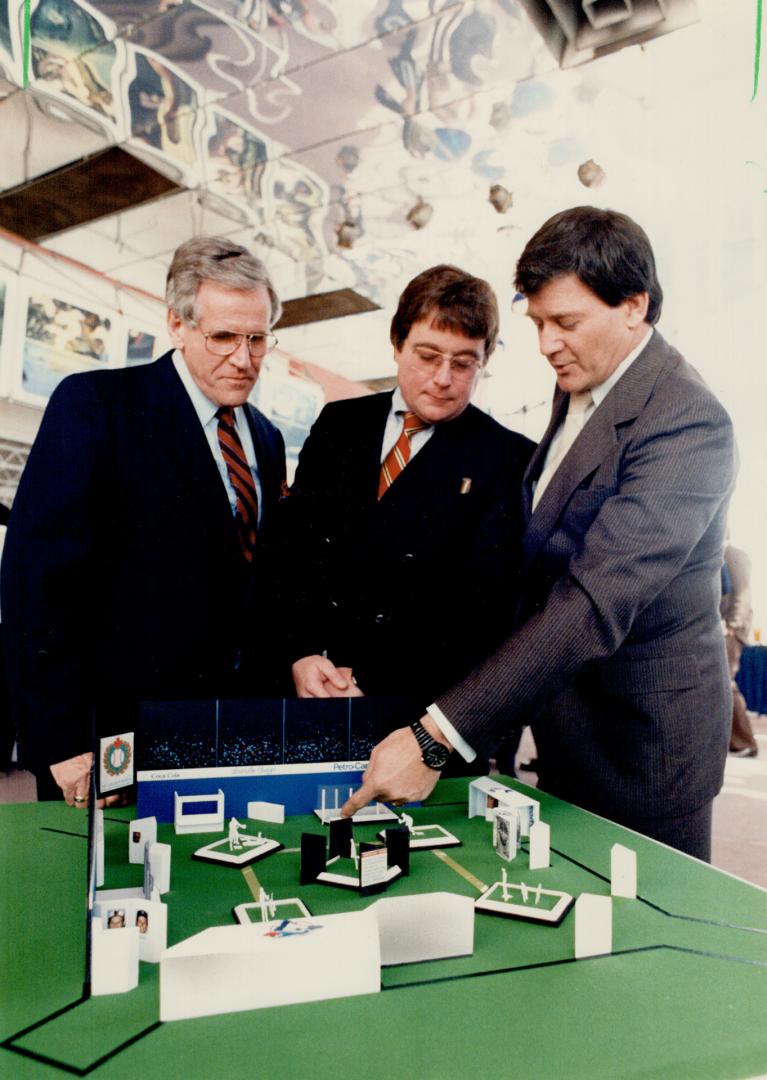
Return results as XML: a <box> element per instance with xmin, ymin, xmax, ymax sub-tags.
<box><xmin>0</xmin><ymin>0</ymin><xmax>560</xmax><ymax>307</ymax></box>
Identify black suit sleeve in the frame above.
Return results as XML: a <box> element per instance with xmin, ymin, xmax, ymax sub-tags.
<box><xmin>274</xmin><ymin>403</ymin><xmax>350</xmax><ymax>664</ymax></box>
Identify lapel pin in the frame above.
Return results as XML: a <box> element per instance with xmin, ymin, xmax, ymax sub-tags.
<box><xmin>460</xmin><ymin>477</ymin><xmax>472</xmax><ymax>495</ymax></box>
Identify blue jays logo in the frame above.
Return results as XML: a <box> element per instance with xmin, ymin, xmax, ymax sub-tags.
<box><xmin>264</xmin><ymin>919</ymin><xmax>322</xmax><ymax>938</ymax></box>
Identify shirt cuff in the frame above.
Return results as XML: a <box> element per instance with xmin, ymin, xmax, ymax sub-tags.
<box><xmin>426</xmin><ymin>703</ymin><xmax>476</xmax><ymax>763</ymax></box>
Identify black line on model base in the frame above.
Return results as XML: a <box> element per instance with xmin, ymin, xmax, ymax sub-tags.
<box><xmin>547</xmin><ymin>844</ymin><xmax>767</xmax><ymax>935</ymax></box>
<box><xmin>40</xmin><ymin>827</ymin><xmax>89</xmax><ymax>839</ymax></box>
<box><xmin>2</xmin><ymin>1018</ymin><xmax>163</xmax><ymax>1077</ymax></box>
<box><xmin>1</xmin><ymin>995</ymin><xmax>89</xmax><ymax>1044</ymax></box>
<box><xmin>82</xmin><ymin>1022</ymin><xmax>163</xmax><ymax>1074</ymax></box>
<box><xmin>382</xmin><ymin>945</ymin><xmax>659</xmax><ymax>990</ymax></box>
<box><xmin>382</xmin><ymin>941</ymin><xmax>767</xmax><ymax>993</ymax></box>
<box><xmin>1</xmin><ymin>1042</ymin><xmax>86</xmax><ymax>1076</ymax></box>
<box><xmin>637</xmin><ymin>897</ymin><xmax>767</xmax><ymax>934</ymax></box>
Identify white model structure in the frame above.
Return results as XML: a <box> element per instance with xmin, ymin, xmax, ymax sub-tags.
<box><xmin>147</xmin><ymin>842</ymin><xmax>171</xmax><ymax>894</ymax></box>
<box><xmin>91</xmin><ymin>919</ymin><xmax>139</xmax><ymax>995</ymax></box>
<box><xmin>94</xmin><ymin>889</ymin><xmax>168</xmax><ymax>962</ymax></box>
<box><xmin>314</xmin><ymin>787</ymin><xmax>398</xmax><ymax>824</ymax></box>
<box><xmin>94</xmin><ymin>808</ymin><xmax>105</xmax><ymax>888</ymax></box>
<box><xmin>319</xmin><ymin>851</ymin><xmax>401</xmax><ymax>891</ymax></box>
<box><xmin>468</xmin><ymin>777</ymin><xmax>540</xmax><ymax>837</ymax></box>
<box><xmin>610</xmin><ymin>843</ymin><xmax>637</xmax><ymax>898</ymax></box>
<box><xmin>528</xmin><ymin>821</ymin><xmax>551</xmax><ymax>870</ymax></box>
<box><xmin>174</xmin><ymin>789</ymin><xmax>225</xmax><ymax>835</ymax></box>
<box><xmin>247</xmin><ymin>800</ymin><xmax>285</xmax><ymax>824</ymax></box>
<box><xmin>376</xmin><ymin>821</ymin><xmax>460</xmax><ymax>849</ymax></box>
<box><xmin>367</xmin><ymin>892</ymin><xmax>474</xmax><ymax>966</ymax></box>
<box><xmin>233</xmin><ymin>896</ymin><xmax>312</xmax><ymax>926</ymax></box>
<box><xmin>475</xmin><ymin>876</ymin><xmax>574</xmax><ymax>925</ymax></box>
<box><xmin>194</xmin><ymin>828</ymin><xmax>282</xmax><ymax>867</ymax></box>
<box><xmin>129</xmin><ymin>816</ymin><xmax>157</xmax><ymax>864</ymax></box>
<box><xmin>574</xmin><ymin>894</ymin><xmax>613</xmax><ymax>958</ymax></box>
<box><xmin>493</xmin><ymin>808</ymin><xmax>519</xmax><ymax>861</ymax></box>
<box><xmin>159</xmin><ymin>911</ymin><xmax>381</xmax><ymax>1021</ymax></box>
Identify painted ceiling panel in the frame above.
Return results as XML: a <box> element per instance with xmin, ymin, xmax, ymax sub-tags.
<box><xmin>0</xmin><ymin>0</ymin><xmax>724</xmax><ymax>384</ymax></box>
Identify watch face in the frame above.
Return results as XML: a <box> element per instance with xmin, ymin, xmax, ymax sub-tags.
<box><xmin>422</xmin><ymin>742</ymin><xmax>450</xmax><ymax>770</ymax></box>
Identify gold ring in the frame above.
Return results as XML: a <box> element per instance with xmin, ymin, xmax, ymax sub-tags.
<box><xmin>74</xmin><ymin>795</ymin><xmax>85</xmax><ymax>803</ymax></box>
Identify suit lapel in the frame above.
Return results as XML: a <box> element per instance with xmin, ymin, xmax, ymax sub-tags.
<box><xmin>147</xmin><ymin>353</ymin><xmax>240</xmax><ymax>545</ymax></box>
<box><xmin>377</xmin><ymin>401</ymin><xmax>478</xmax><ymax>507</ymax></box>
<box><xmin>523</xmin><ymin>332</ymin><xmax>670</xmax><ymax>563</ymax></box>
<box><xmin>244</xmin><ymin>405</ymin><xmax>283</xmax><ymax>534</ymax></box>
<box><xmin>354</xmin><ymin>392</ymin><xmax>397</xmax><ymax>505</ymax></box>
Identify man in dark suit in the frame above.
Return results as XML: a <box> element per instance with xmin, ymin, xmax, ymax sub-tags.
<box><xmin>1</xmin><ymin>236</ymin><xmax>286</xmax><ymax>804</ymax></box>
<box><xmin>284</xmin><ymin>264</ymin><xmax>534</xmax><ymax>740</ymax></box>
<box><xmin>344</xmin><ymin>208</ymin><xmax>736</xmax><ymax>859</ymax></box>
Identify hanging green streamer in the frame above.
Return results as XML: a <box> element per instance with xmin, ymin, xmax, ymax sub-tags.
<box><xmin>22</xmin><ymin>0</ymin><xmax>32</xmax><ymax>88</ymax></box>
<box><xmin>754</xmin><ymin>0</ymin><xmax>763</xmax><ymax>101</ymax></box>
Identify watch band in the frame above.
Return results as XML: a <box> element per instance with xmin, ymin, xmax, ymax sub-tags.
<box><xmin>410</xmin><ymin>718</ymin><xmax>450</xmax><ymax>770</ymax></box>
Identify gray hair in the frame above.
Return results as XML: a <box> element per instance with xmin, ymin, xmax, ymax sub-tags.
<box><xmin>165</xmin><ymin>236</ymin><xmax>282</xmax><ymax>327</ymax></box>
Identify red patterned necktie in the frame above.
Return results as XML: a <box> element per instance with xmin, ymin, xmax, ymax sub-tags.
<box><xmin>216</xmin><ymin>406</ymin><xmax>258</xmax><ymax>562</ymax></box>
<box><xmin>378</xmin><ymin>411</ymin><xmax>430</xmax><ymax>499</ymax></box>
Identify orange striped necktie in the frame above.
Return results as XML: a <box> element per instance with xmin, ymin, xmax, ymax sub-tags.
<box><xmin>216</xmin><ymin>406</ymin><xmax>258</xmax><ymax>562</ymax></box>
<box><xmin>378</xmin><ymin>410</ymin><xmax>431</xmax><ymax>499</ymax></box>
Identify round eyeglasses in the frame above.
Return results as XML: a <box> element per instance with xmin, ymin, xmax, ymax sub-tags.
<box><xmin>410</xmin><ymin>345</ymin><xmax>484</xmax><ymax>379</ymax></box>
<box><xmin>201</xmin><ymin>330</ymin><xmax>278</xmax><ymax>357</ymax></box>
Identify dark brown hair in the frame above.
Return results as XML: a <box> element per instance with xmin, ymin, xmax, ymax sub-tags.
<box><xmin>515</xmin><ymin>207</ymin><xmax>663</xmax><ymax>325</ymax></box>
<box><xmin>390</xmin><ymin>264</ymin><xmax>499</xmax><ymax>356</ymax></box>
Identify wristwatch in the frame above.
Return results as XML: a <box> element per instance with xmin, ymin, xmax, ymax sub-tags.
<box><xmin>410</xmin><ymin>718</ymin><xmax>450</xmax><ymax>770</ymax></box>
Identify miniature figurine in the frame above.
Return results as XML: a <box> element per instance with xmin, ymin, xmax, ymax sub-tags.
<box><xmin>228</xmin><ymin>817</ymin><xmax>246</xmax><ymax>851</ymax></box>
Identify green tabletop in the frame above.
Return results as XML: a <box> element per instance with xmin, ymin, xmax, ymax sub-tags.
<box><xmin>2</xmin><ymin>779</ymin><xmax>766</xmax><ymax>1079</ymax></box>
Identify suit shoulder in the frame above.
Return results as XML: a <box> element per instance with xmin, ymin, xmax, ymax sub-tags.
<box><xmin>246</xmin><ymin>404</ymin><xmax>284</xmax><ymax>446</ymax></box>
<box><xmin>652</xmin><ymin>343</ymin><xmax>732</xmax><ymax>425</ymax></box>
<box><xmin>49</xmin><ymin>355</ymin><xmax>166</xmax><ymax>403</ymax></box>
<box><xmin>317</xmin><ymin>392</ymin><xmax>388</xmax><ymax>423</ymax></box>
<box><xmin>463</xmin><ymin>405</ymin><xmax>536</xmax><ymax>458</ymax></box>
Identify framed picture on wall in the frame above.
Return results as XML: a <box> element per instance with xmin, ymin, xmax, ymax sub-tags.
<box><xmin>125</xmin><ymin>327</ymin><xmax>158</xmax><ymax>367</ymax></box>
<box><xmin>14</xmin><ymin>289</ymin><xmax>116</xmax><ymax>404</ymax></box>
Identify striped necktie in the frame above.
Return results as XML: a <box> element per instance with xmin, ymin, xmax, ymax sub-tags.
<box><xmin>216</xmin><ymin>406</ymin><xmax>258</xmax><ymax>562</ymax></box>
<box><xmin>378</xmin><ymin>411</ymin><xmax>430</xmax><ymax>499</ymax></box>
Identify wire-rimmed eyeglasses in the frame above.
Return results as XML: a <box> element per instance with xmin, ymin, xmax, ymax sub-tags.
<box><xmin>200</xmin><ymin>329</ymin><xmax>278</xmax><ymax>358</ymax></box>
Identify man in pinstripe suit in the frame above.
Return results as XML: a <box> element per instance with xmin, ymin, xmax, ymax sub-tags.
<box><xmin>344</xmin><ymin>207</ymin><xmax>736</xmax><ymax>859</ymax></box>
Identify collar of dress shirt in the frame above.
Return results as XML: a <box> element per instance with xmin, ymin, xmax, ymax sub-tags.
<box><xmin>589</xmin><ymin>326</ymin><xmax>653</xmax><ymax>409</ymax></box>
<box><xmin>172</xmin><ymin>348</ymin><xmax>222</xmax><ymax>428</ymax></box>
<box><xmin>391</xmin><ymin>386</ymin><xmax>409</xmax><ymax>416</ymax></box>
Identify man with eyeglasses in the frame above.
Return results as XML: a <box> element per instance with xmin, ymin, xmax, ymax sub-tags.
<box><xmin>1</xmin><ymin>236</ymin><xmax>286</xmax><ymax>805</ymax></box>
<box><xmin>283</xmin><ymin>264</ymin><xmax>534</xmax><ymax>759</ymax></box>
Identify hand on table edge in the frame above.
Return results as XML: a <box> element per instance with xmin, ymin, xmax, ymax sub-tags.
<box><xmin>340</xmin><ymin>714</ymin><xmax>452</xmax><ymax>817</ymax></box>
